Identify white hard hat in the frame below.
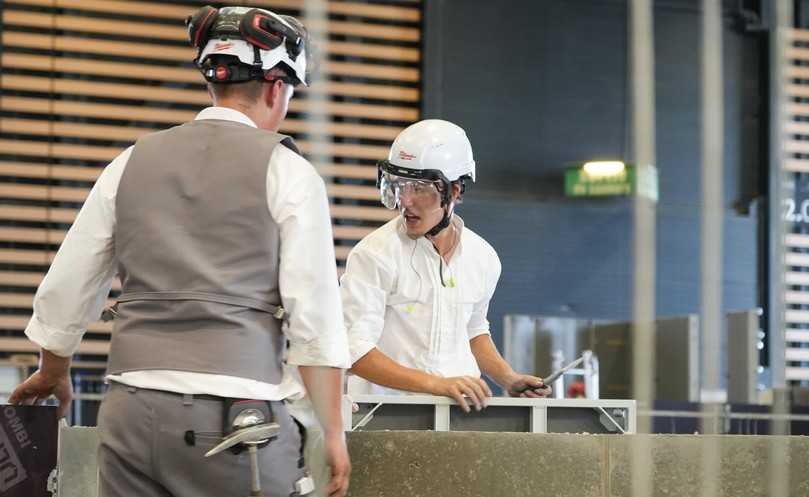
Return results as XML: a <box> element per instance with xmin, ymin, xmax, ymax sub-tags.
<box><xmin>384</xmin><ymin>119</ymin><xmax>476</xmax><ymax>183</ymax></box>
<box><xmin>188</xmin><ymin>6</ymin><xmax>308</xmax><ymax>86</ymax></box>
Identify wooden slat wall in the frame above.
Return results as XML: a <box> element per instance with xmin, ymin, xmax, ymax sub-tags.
<box><xmin>0</xmin><ymin>0</ymin><xmax>415</xmax><ymax>358</ymax></box>
<box><xmin>785</xmin><ymin>29</ymin><xmax>809</xmax><ymax>382</ymax></box>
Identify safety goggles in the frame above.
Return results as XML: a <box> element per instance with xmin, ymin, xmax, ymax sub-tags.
<box><xmin>379</xmin><ymin>172</ymin><xmax>442</xmax><ymax>210</ymax></box>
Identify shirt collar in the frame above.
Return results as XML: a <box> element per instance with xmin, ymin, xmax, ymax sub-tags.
<box><xmin>195</xmin><ymin>106</ymin><xmax>258</xmax><ymax>128</ymax></box>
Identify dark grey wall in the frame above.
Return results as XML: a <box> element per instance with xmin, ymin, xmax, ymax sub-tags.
<box><xmin>422</xmin><ymin>0</ymin><xmax>764</xmax><ymax>348</ymax></box>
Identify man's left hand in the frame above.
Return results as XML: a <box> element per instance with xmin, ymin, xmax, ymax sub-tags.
<box><xmin>505</xmin><ymin>375</ymin><xmax>552</xmax><ymax>398</ymax></box>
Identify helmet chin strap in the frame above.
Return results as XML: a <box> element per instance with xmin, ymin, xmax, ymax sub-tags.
<box><xmin>426</xmin><ymin>204</ymin><xmax>452</xmax><ymax>237</ymax></box>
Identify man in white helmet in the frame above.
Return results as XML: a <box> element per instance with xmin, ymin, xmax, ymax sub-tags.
<box><xmin>341</xmin><ymin>119</ymin><xmax>551</xmax><ymax>412</ymax></box>
<box><xmin>10</xmin><ymin>6</ymin><xmax>350</xmax><ymax>497</ymax></box>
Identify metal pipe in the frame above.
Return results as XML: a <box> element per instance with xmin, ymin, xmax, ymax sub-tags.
<box><xmin>629</xmin><ymin>1</ymin><xmax>657</xmax><ymax>496</ymax></box>
<box><xmin>700</xmin><ymin>3</ymin><xmax>724</xmax><ymax>496</ymax></box>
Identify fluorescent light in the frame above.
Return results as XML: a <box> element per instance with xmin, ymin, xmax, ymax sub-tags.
<box><xmin>582</xmin><ymin>161</ymin><xmax>626</xmax><ymax>177</ymax></box>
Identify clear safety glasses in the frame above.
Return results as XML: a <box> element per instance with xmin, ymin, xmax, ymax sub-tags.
<box><xmin>379</xmin><ymin>172</ymin><xmax>442</xmax><ymax>210</ymax></box>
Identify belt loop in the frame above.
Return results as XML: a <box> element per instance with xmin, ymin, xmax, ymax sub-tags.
<box><xmin>183</xmin><ymin>394</ymin><xmax>194</xmax><ymax>406</ymax></box>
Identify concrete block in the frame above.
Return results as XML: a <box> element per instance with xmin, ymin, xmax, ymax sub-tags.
<box><xmin>607</xmin><ymin>434</ymin><xmax>809</xmax><ymax>497</ymax></box>
<box><xmin>346</xmin><ymin>431</ymin><xmax>607</xmax><ymax>497</ymax></box>
<box><xmin>58</xmin><ymin>425</ymin><xmax>99</xmax><ymax>497</ymax></box>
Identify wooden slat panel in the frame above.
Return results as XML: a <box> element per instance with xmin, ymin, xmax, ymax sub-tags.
<box><xmin>0</xmin><ymin>205</ymin><xmax>78</xmax><ymax>224</ymax></box>
<box><xmin>786</xmin><ymin>367</ymin><xmax>809</xmax><ymax>380</ymax></box>
<box><xmin>1</xmin><ymin>118</ymin><xmax>152</xmax><ymax>142</ymax></box>
<box><xmin>0</xmin><ymin>161</ymin><xmax>101</xmax><ymax>182</ymax></box>
<box><xmin>1</xmin><ymin>37</ymin><xmax>418</xmax><ymax>101</ymax></box>
<box><xmin>2</xmin><ymin>10</ymin><xmax>419</xmax><ymax>46</ymax></box>
<box><xmin>316</xmin><ymin>1</ymin><xmax>420</xmax><ymax>21</ymax></box>
<box><xmin>269</xmin><ymin>18</ymin><xmax>422</xmax><ymax>43</ymax></box>
<box><xmin>0</xmin><ymin>161</ymin><xmax>380</xmax><ymax>184</ymax></box>
<box><xmin>333</xmin><ymin>225</ymin><xmax>375</xmax><ymax>240</ymax></box>
<box><xmin>0</xmin><ymin>0</ymin><xmax>416</xmax><ymax>359</ymax></box>
<box><xmin>0</xmin><ymin>272</ymin><xmax>43</xmax><ymax>287</ymax></box>
<box><xmin>1</xmin><ymin>51</ymin><xmax>418</xmax><ymax>84</ymax></box>
<box><xmin>281</xmin><ymin>120</ymin><xmax>400</xmax><ymax>141</ymax></box>
<box><xmin>786</xmin><ymin>329</ymin><xmax>809</xmax><ymax>342</ymax></box>
<box><xmin>0</xmin><ymin>249</ymin><xmax>52</xmax><ymax>265</ymax></box>
<box><xmin>1</xmin><ymin>52</ymin><xmax>201</xmax><ymax>84</ymax></box>
<box><xmin>786</xmin><ymin>291</ymin><xmax>809</xmax><ymax>304</ymax></box>
<box><xmin>788</xmin><ymin>47</ymin><xmax>809</xmax><ymax>62</ymax></box>
<box><xmin>7</xmin><ymin>0</ymin><xmax>421</xmax><ymax>24</ymax></box>
<box><xmin>786</xmin><ymin>347</ymin><xmax>809</xmax><ymax>361</ymax></box>
<box><xmin>785</xmin><ymin>140</ymin><xmax>809</xmax><ymax>154</ymax></box>
<box><xmin>0</xmin><ymin>92</ymin><xmax>418</xmax><ymax>122</ymax></box>
<box><xmin>323</xmin><ymin>41</ymin><xmax>419</xmax><ymax>63</ymax></box>
<box><xmin>330</xmin><ymin>205</ymin><xmax>395</xmax><ymax>222</ymax></box>
<box><xmin>785</xmin><ymin>120</ymin><xmax>809</xmax><ymax>135</ymax></box>
<box><xmin>789</xmin><ymin>28</ymin><xmax>809</xmax><ymax>43</ymax></box>
<box><xmin>327</xmin><ymin>184</ymin><xmax>379</xmax><ymax>200</ymax></box>
<box><xmin>787</xmin><ymin>84</ymin><xmax>809</xmax><ymax>99</ymax></box>
<box><xmin>2</xmin><ymin>31</ymin><xmax>419</xmax><ymax>65</ymax></box>
<box><xmin>0</xmin><ymin>136</ymin><xmax>388</xmax><ymax>162</ymax></box>
<box><xmin>334</xmin><ymin>245</ymin><xmax>351</xmax><ymax>260</ymax></box>
<box><xmin>317</xmin><ymin>164</ymin><xmax>377</xmax><ymax>180</ymax></box>
<box><xmin>786</xmin><ymin>309</ymin><xmax>809</xmax><ymax>323</ymax></box>
<box><xmin>0</xmin><ymin>200</ymin><xmax>391</xmax><ymax>226</ymax></box>
<box><xmin>0</xmin><ymin>103</ymin><xmax>402</xmax><ymax>142</ymax></box>
<box><xmin>0</xmin><ymin>223</ymin><xmax>374</xmax><ymax>244</ymax></box>
<box><xmin>0</xmin><ymin>293</ymin><xmax>39</xmax><ymax>308</ymax></box>
<box><xmin>0</xmin><ymin>96</ymin><xmax>197</xmax><ymax>124</ymax></box>
<box><xmin>0</xmin><ymin>140</ymin><xmax>120</xmax><ymax>163</ymax></box>
<box><xmin>786</xmin><ymin>65</ymin><xmax>809</xmax><ymax>79</ymax></box>
<box><xmin>0</xmin><ymin>227</ymin><xmax>64</xmax><ymax>244</ymax></box>
<box><xmin>786</xmin><ymin>271</ymin><xmax>809</xmax><ymax>286</ymax></box>
<box><xmin>323</xmin><ymin>61</ymin><xmax>418</xmax><ymax>82</ymax></box>
<box><xmin>785</xmin><ymin>159</ymin><xmax>809</xmax><ymax>173</ymax></box>
<box><xmin>787</xmin><ymin>103</ymin><xmax>809</xmax><ymax>117</ymax></box>
<box><xmin>786</xmin><ymin>252</ymin><xmax>809</xmax><ymax>266</ymax></box>
<box><xmin>3</xmin><ymin>31</ymin><xmax>194</xmax><ymax>61</ymax></box>
<box><xmin>786</xmin><ymin>233</ymin><xmax>809</xmax><ymax>248</ymax></box>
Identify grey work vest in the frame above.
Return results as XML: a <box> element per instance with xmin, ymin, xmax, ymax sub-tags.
<box><xmin>106</xmin><ymin>118</ymin><xmax>297</xmax><ymax>384</ymax></box>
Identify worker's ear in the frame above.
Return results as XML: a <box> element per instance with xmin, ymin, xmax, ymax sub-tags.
<box><xmin>264</xmin><ymin>79</ymin><xmax>287</xmax><ymax>109</ymax></box>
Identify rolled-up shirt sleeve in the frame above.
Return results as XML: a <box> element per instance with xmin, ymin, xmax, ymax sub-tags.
<box><xmin>466</xmin><ymin>252</ymin><xmax>501</xmax><ymax>340</ymax></box>
<box><xmin>25</xmin><ymin>147</ymin><xmax>131</xmax><ymax>357</ymax></box>
<box><xmin>339</xmin><ymin>245</ymin><xmax>395</xmax><ymax>365</ymax></box>
<box><xmin>269</xmin><ymin>146</ymin><xmax>350</xmax><ymax>369</ymax></box>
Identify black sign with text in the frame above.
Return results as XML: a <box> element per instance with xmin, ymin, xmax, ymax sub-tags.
<box><xmin>0</xmin><ymin>405</ymin><xmax>57</xmax><ymax>497</ymax></box>
<box><xmin>784</xmin><ymin>177</ymin><xmax>809</xmax><ymax>225</ymax></box>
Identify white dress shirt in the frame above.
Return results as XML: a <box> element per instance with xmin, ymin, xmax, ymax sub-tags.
<box><xmin>25</xmin><ymin>106</ymin><xmax>351</xmax><ymax>400</ymax></box>
<box><xmin>341</xmin><ymin>215</ymin><xmax>501</xmax><ymax>395</ymax></box>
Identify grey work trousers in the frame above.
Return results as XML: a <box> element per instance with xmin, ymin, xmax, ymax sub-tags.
<box><xmin>98</xmin><ymin>383</ymin><xmax>306</xmax><ymax>497</ymax></box>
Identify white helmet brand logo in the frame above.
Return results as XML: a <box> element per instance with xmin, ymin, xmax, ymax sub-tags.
<box><xmin>398</xmin><ymin>150</ymin><xmax>416</xmax><ymax>161</ymax></box>
<box><xmin>214</xmin><ymin>42</ymin><xmax>234</xmax><ymax>52</ymax></box>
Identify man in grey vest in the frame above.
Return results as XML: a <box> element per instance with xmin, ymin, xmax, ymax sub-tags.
<box><xmin>9</xmin><ymin>6</ymin><xmax>351</xmax><ymax>497</ymax></box>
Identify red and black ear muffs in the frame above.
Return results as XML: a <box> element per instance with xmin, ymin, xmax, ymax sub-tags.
<box><xmin>186</xmin><ymin>5</ymin><xmax>219</xmax><ymax>50</ymax></box>
<box><xmin>200</xmin><ymin>58</ymin><xmax>299</xmax><ymax>84</ymax></box>
<box><xmin>239</xmin><ymin>8</ymin><xmax>303</xmax><ymax>61</ymax></box>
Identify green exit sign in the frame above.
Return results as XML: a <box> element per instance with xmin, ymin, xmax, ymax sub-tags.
<box><xmin>564</xmin><ymin>163</ymin><xmax>658</xmax><ymax>202</ymax></box>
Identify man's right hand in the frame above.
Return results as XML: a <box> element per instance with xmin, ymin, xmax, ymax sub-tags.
<box><xmin>429</xmin><ymin>375</ymin><xmax>492</xmax><ymax>412</ymax></box>
<box><xmin>323</xmin><ymin>432</ymin><xmax>351</xmax><ymax>497</ymax></box>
